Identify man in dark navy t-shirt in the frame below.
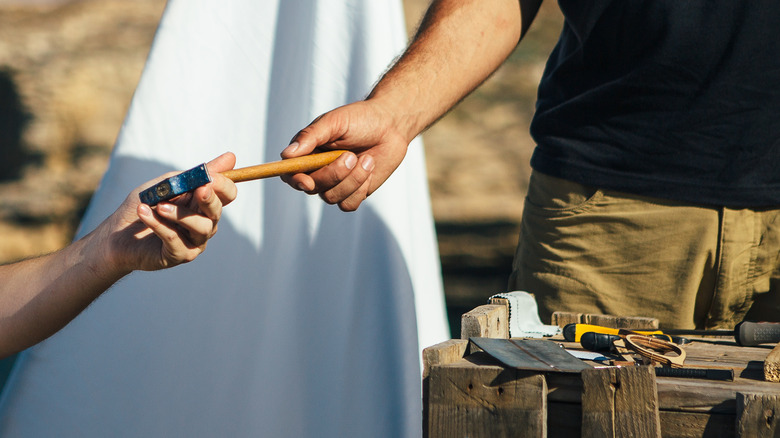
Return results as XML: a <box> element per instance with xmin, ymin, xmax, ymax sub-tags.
<box><xmin>280</xmin><ymin>0</ymin><xmax>780</xmax><ymax>329</ymax></box>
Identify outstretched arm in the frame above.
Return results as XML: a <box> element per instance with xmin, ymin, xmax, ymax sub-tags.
<box><xmin>281</xmin><ymin>0</ymin><xmax>542</xmax><ymax>211</ymax></box>
<box><xmin>0</xmin><ymin>152</ymin><xmax>238</xmax><ymax>358</ymax></box>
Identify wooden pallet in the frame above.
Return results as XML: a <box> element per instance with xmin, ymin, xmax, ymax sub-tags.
<box><xmin>423</xmin><ymin>301</ymin><xmax>780</xmax><ymax>437</ymax></box>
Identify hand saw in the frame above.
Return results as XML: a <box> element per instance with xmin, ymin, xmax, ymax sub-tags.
<box><xmin>470</xmin><ymin>337</ymin><xmax>592</xmax><ymax>373</ymax></box>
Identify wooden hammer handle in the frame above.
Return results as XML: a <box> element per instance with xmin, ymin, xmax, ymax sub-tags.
<box><xmin>220</xmin><ymin>150</ymin><xmax>347</xmax><ymax>183</ymax></box>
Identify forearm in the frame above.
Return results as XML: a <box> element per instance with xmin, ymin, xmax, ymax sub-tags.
<box><xmin>0</xmin><ymin>225</ymin><xmax>126</xmax><ymax>357</ymax></box>
<box><xmin>282</xmin><ymin>1</ymin><xmax>541</xmax><ymax>210</ymax></box>
<box><xmin>369</xmin><ymin>0</ymin><xmax>536</xmax><ymax>141</ymax></box>
<box><xmin>0</xmin><ymin>153</ymin><xmax>235</xmax><ymax>358</ymax></box>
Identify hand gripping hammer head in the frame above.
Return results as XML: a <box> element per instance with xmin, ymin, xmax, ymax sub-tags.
<box><xmin>138</xmin><ymin>164</ymin><xmax>211</xmax><ymax>206</ymax></box>
<box><xmin>137</xmin><ymin>150</ymin><xmax>348</xmax><ymax>206</ymax></box>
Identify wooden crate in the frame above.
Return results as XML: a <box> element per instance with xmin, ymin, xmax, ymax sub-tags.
<box><xmin>423</xmin><ymin>302</ymin><xmax>780</xmax><ymax>437</ymax></box>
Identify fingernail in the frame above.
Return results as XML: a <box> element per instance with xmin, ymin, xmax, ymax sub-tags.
<box><xmin>158</xmin><ymin>203</ymin><xmax>174</xmax><ymax>214</ymax></box>
<box><xmin>344</xmin><ymin>153</ymin><xmax>357</xmax><ymax>170</ymax></box>
<box><xmin>138</xmin><ymin>204</ymin><xmax>152</xmax><ymax>217</ymax></box>
<box><xmin>297</xmin><ymin>182</ymin><xmax>308</xmax><ymax>192</ymax></box>
<box><xmin>283</xmin><ymin>142</ymin><xmax>300</xmax><ymax>155</ymax></box>
<box><xmin>361</xmin><ymin>155</ymin><xmax>375</xmax><ymax>171</ymax></box>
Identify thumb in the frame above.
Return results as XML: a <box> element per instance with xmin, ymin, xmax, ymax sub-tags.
<box><xmin>205</xmin><ymin>151</ymin><xmax>237</xmax><ymax>174</ymax></box>
<box><xmin>282</xmin><ymin>111</ymin><xmax>348</xmax><ymax>159</ymax></box>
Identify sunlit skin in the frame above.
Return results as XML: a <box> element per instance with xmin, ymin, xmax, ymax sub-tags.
<box><xmin>0</xmin><ymin>152</ymin><xmax>238</xmax><ymax>358</ymax></box>
<box><xmin>281</xmin><ymin>0</ymin><xmax>542</xmax><ymax>212</ymax></box>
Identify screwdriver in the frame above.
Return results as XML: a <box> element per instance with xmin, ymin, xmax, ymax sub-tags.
<box><xmin>562</xmin><ymin>324</ymin><xmax>665</xmax><ymax>343</ymax></box>
<box><xmin>579</xmin><ymin>332</ymin><xmax>686</xmax><ymax>352</ymax></box>
<box><xmin>661</xmin><ymin>321</ymin><xmax>780</xmax><ymax>347</ymax></box>
<box><xmin>564</xmin><ymin>321</ymin><xmax>780</xmax><ymax>347</ymax></box>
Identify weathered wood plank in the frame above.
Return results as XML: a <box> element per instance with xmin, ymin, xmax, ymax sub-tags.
<box><xmin>681</xmin><ymin>342</ymin><xmax>770</xmax><ymax>365</ymax></box>
<box><xmin>453</xmin><ymin>349</ymin><xmax>779</xmax><ymax>413</ymax></box>
<box><xmin>427</xmin><ymin>364</ymin><xmax>547</xmax><ymax>438</ymax></box>
<box><xmin>426</xmin><ymin>356</ymin><xmax>741</xmax><ymax>437</ymax></box>
<box><xmin>581</xmin><ymin>366</ymin><xmax>661</xmax><ymax>438</ymax></box>
<box><xmin>461</xmin><ymin>304</ymin><xmax>509</xmax><ymax>339</ymax></box>
<box><xmin>489</xmin><ymin>296</ymin><xmax>511</xmax><ymax>309</ymax></box>
<box><xmin>655</xmin><ymin>377</ymin><xmax>780</xmax><ymax>414</ymax></box>
<box><xmin>659</xmin><ymin>411</ymin><xmax>735</xmax><ymax>438</ymax></box>
<box><xmin>424</xmin><ymin>335</ymin><xmax>780</xmax><ymax>437</ymax></box>
<box><xmin>736</xmin><ymin>392</ymin><xmax>780</xmax><ymax>437</ymax></box>
<box><xmin>763</xmin><ymin>342</ymin><xmax>780</xmax><ymax>382</ymax></box>
<box><xmin>550</xmin><ymin>312</ymin><xmax>659</xmax><ymax>330</ymax></box>
<box><xmin>423</xmin><ymin>339</ymin><xmax>469</xmax><ymax>379</ymax></box>
<box><xmin>547</xmin><ymin>404</ymin><xmax>735</xmax><ymax>438</ymax></box>
<box><xmin>583</xmin><ymin>314</ymin><xmax>659</xmax><ymax>330</ymax></box>
<box><xmin>551</xmin><ymin>311</ymin><xmax>583</xmax><ymax>328</ymax></box>
<box><xmin>422</xmin><ymin>339</ymin><xmax>469</xmax><ymax>438</ymax></box>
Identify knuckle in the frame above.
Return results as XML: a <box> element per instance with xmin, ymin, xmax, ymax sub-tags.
<box><xmin>206</xmin><ymin>209</ymin><xmax>221</xmax><ymax>222</ymax></box>
<box><xmin>339</xmin><ymin>194</ymin><xmax>365</xmax><ymax>212</ymax></box>
<box><xmin>298</xmin><ymin>126</ymin><xmax>315</xmax><ymax>137</ymax></box>
<box><xmin>319</xmin><ymin>191</ymin><xmax>339</xmax><ymax>205</ymax></box>
<box><xmin>313</xmin><ymin>169</ymin><xmax>343</xmax><ymax>189</ymax></box>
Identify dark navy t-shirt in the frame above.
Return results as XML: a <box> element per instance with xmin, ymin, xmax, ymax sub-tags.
<box><xmin>530</xmin><ymin>0</ymin><xmax>780</xmax><ymax>207</ymax></box>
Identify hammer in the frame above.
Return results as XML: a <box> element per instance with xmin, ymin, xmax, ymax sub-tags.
<box><xmin>139</xmin><ymin>150</ymin><xmax>346</xmax><ymax>206</ymax></box>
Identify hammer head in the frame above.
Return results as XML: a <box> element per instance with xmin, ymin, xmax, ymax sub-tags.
<box><xmin>138</xmin><ymin>164</ymin><xmax>211</xmax><ymax>206</ymax></box>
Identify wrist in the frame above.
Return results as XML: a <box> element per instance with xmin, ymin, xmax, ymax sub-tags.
<box><xmin>365</xmin><ymin>84</ymin><xmax>430</xmax><ymax>145</ymax></box>
<box><xmin>83</xmin><ymin>219</ymin><xmax>133</xmax><ymax>282</ymax></box>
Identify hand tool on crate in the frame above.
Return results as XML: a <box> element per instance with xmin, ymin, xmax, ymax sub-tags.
<box><xmin>568</xmin><ymin>326</ymin><xmax>736</xmax><ymax>380</ymax></box>
<box><xmin>469</xmin><ymin>337</ymin><xmax>592</xmax><ymax>373</ymax></box>
<box><xmin>563</xmin><ymin>323</ymin><xmax>669</xmax><ymax>343</ymax></box>
<box><xmin>568</xmin><ymin>338</ymin><xmax>734</xmax><ymax>380</ymax></box>
<box><xmin>579</xmin><ymin>331</ymin><xmax>689</xmax><ymax>353</ymax></box>
<box><xmin>564</xmin><ymin>321</ymin><xmax>780</xmax><ymax>347</ymax></box>
<box><xmin>653</xmin><ymin>366</ymin><xmax>734</xmax><ymax>381</ymax></box>
<box><xmin>616</xmin><ymin>335</ymin><xmax>733</xmax><ymax>381</ymax></box>
<box><xmin>621</xmin><ymin>333</ymin><xmax>686</xmax><ymax>368</ymax></box>
<box><xmin>139</xmin><ymin>150</ymin><xmax>347</xmax><ymax>206</ymax></box>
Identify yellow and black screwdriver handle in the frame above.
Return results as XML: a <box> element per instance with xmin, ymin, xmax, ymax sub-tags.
<box><xmin>564</xmin><ymin>323</ymin><xmax>677</xmax><ymax>353</ymax></box>
<box><xmin>563</xmin><ymin>323</ymin><xmax>668</xmax><ymax>343</ymax></box>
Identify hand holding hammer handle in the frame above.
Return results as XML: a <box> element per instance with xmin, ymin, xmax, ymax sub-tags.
<box><xmin>221</xmin><ymin>150</ymin><xmax>346</xmax><ymax>182</ymax></box>
<box><xmin>139</xmin><ymin>150</ymin><xmax>347</xmax><ymax>206</ymax></box>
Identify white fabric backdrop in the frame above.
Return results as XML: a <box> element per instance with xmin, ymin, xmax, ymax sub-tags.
<box><xmin>0</xmin><ymin>1</ymin><xmax>449</xmax><ymax>436</ymax></box>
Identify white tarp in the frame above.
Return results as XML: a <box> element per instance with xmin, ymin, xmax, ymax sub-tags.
<box><xmin>0</xmin><ymin>1</ymin><xmax>449</xmax><ymax>436</ymax></box>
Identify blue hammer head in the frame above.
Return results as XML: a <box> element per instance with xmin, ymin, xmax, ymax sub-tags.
<box><xmin>138</xmin><ymin>164</ymin><xmax>211</xmax><ymax>206</ymax></box>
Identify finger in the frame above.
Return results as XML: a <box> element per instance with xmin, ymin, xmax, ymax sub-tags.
<box><xmin>206</xmin><ymin>173</ymin><xmax>237</xmax><ymax>206</ymax></box>
<box><xmin>137</xmin><ymin>203</ymin><xmax>197</xmax><ymax>266</ymax></box>
<box><xmin>281</xmin><ymin>111</ymin><xmax>345</xmax><ymax>159</ymax></box>
<box><xmin>304</xmin><ymin>151</ymin><xmax>362</xmax><ymax>194</ymax></box>
<box><xmin>205</xmin><ymin>151</ymin><xmax>237</xmax><ymax>173</ymax></box>
<box><xmin>204</xmin><ymin>152</ymin><xmax>238</xmax><ymax>205</ymax></box>
<box><xmin>154</xmin><ymin>202</ymin><xmax>217</xmax><ymax>247</ymax></box>
<box><xmin>191</xmin><ymin>183</ymin><xmax>222</xmax><ymax>222</ymax></box>
<box><xmin>319</xmin><ymin>154</ymin><xmax>375</xmax><ymax>206</ymax></box>
<box><xmin>281</xmin><ymin>151</ymin><xmax>360</xmax><ymax>194</ymax></box>
<box><xmin>337</xmin><ymin>172</ymin><xmax>373</xmax><ymax>212</ymax></box>
<box><xmin>281</xmin><ymin>172</ymin><xmax>316</xmax><ymax>193</ymax></box>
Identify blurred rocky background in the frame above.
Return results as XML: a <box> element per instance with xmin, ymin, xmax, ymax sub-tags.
<box><xmin>0</xmin><ymin>0</ymin><xmax>563</xmax><ymax>336</ymax></box>
<box><xmin>0</xmin><ymin>0</ymin><xmax>166</xmax><ymax>261</ymax></box>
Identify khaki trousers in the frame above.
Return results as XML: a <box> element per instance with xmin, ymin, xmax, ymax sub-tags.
<box><xmin>509</xmin><ymin>171</ymin><xmax>780</xmax><ymax>329</ymax></box>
